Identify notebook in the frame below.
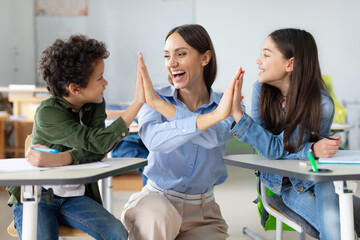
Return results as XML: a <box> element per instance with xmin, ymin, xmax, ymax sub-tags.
<box><xmin>318</xmin><ymin>150</ymin><xmax>360</xmax><ymax>164</ymax></box>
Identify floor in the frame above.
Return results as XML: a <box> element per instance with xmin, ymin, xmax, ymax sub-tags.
<box><xmin>0</xmin><ymin>165</ymin><xmax>324</xmax><ymax>240</ymax></box>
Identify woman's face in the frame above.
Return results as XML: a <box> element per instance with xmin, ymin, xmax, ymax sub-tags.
<box><xmin>164</xmin><ymin>32</ymin><xmax>208</xmax><ymax>91</ymax></box>
<box><xmin>256</xmin><ymin>37</ymin><xmax>292</xmax><ymax>89</ymax></box>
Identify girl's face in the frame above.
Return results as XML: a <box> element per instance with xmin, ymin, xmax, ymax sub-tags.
<box><xmin>80</xmin><ymin>59</ymin><xmax>108</xmax><ymax>104</ymax></box>
<box><xmin>256</xmin><ymin>37</ymin><xmax>293</xmax><ymax>89</ymax></box>
<box><xmin>164</xmin><ymin>32</ymin><xmax>209</xmax><ymax>91</ymax></box>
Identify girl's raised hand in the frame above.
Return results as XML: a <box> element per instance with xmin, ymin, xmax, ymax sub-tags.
<box><xmin>137</xmin><ymin>52</ymin><xmax>161</xmax><ymax>108</ymax></box>
<box><xmin>231</xmin><ymin>67</ymin><xmax>245</xmax><ymax>122</ymax></box>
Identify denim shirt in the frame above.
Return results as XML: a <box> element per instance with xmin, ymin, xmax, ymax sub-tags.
<box><xmin>231</xmin><ymin>81</ymin><xmax>334</xmax><ymax>194</ymax></box>
<box><xmin>138</xmin><ymin>86</ymin><xmax>236</xmax><ymax>194</ymax></box>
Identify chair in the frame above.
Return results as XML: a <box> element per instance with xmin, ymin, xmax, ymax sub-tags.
<box><xmin>7</xmin><ymin>135</ymin><xmax>90</xmax><ymax>238</ymax></box>
<box><xmin>243</xmin><ymin>179</ymin><xmax>319</xmax><ymax>240</ymax></box>
<box><xmin>226</xmin><ymin>140</ymin><xmax>319</xmax><ymax>240</ymax></box>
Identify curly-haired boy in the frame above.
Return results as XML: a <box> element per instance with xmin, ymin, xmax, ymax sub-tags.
<box><xmin>7</xmin><ymin>34</ymin><xmax>144</xmax><ymax>239</ymax></box>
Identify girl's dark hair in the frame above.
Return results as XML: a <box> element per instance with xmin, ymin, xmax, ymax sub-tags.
<box><xmin>259</xmin><ymin>28</ymin><xmax>326</xmax><ymax>152</ymax></box>
<box><xmin>38</xmin><ymin>34</ymin><xmax>109</xmax><ymax>97</ymax></box>
<box><xmin>165</xmin><ymin>24</ymin><xmax>217</xmax><ymax>92</ymax></box>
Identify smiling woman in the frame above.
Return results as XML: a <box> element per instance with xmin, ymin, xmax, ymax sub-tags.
<box><xmin>120</xmin><ymin>24</ymin><xmax>245</xmax><ymax>240</ymax></box>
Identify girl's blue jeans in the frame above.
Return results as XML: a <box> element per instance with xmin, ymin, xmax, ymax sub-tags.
<box><xmin>280</xmin><ymin>180</ymin><xmax>340</xmax><ymax>240</ymax></box>
<box><xmin>13</xmin><ymin>191</ymin><xmax>127</xmax><ymax>240</ymax></box>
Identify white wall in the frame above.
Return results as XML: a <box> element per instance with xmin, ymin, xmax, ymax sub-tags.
<box><xmin>0</xmin><ymin>0</ymin><xmax>35</xmax><ymax>86</ymax></box>
<box><xmin>195</xmin><ymin>0</ymin><xmax>360</xmax><ymax>114</ymax></box>
<box><xmin>1</xmin><ymin>0</ymin><xmax>359</xmax><ymax>109</ymax></box>
<box><xmin>35</xmin><ymin>0</ymin><xmax>194</xmax><ymax>105</ymax></box>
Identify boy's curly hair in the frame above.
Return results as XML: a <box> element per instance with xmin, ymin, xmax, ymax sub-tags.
<box><xmin>38</xmin><ymin>34</ymin><xmax>109</xmax><ymax>97</ymax></box>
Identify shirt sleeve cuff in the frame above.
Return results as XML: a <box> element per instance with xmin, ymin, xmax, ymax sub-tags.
<box><xmin>230</xmin><ymin>113</ymin><xmax>251</xmax><ymax>138</ymax></box>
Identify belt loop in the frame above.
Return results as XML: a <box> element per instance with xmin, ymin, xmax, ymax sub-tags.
<box><xmin>201</xmin><ymin>194</ymin><xmax>205</xmax><ymax>208</ymax></box>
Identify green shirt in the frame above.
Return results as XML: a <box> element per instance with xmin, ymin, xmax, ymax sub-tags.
<box><xmin>7</xmin><ymin>96</ymin><xmax>129</xmax><ymax>206</ymax></box>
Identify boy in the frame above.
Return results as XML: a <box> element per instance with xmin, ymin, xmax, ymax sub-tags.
<box><xmin>7</xmin><ymin>34</ymin><xmax>144</xmax><ymax>239</ymax></box>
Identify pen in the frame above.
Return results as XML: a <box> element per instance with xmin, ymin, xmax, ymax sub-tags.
<box><xmin>307</xmin><ymin>150</ymin><xmax>318</xmax><ymax>172</ymax></box>
<box><xmin>32</xmin><ymin>147</ymin><xmax>59</xmax><ymax>154</ymax></box>
<box><xmin>310</xmin><ymin>131</ymin><xmax>337</xmax><ymax>141</ymax></box>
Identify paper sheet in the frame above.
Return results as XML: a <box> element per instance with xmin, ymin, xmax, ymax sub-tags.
<box><xmin>319</xmin><ymin>150</ymin><xmax>360</xmax><ymax>164</ymax></box>
<box><xmin>0</xmin><ymin>158</ymin><xmax>109</xmax><ymax>173</ymax></box>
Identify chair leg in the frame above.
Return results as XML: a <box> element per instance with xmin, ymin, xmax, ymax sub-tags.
<box><xmin>276</xmin><ymin>219</ymin><xmax>283</xmax><ymax>240</ymax></box>
<box><xmin>296</xmin><ymin>231</ymin><xmax>306</xmax><ymax>240</ymax></box>
<box><xmin>242</xmin><ymin>227</ymin><xmax>264</xmax><ymax>240</ymax></box>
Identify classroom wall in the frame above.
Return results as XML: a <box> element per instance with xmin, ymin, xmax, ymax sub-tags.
<box><xmin>1</xmin><ymin>0</ymin><xmax>359</xmax><ymax>109</ymax></box>
<box><xmin>0</xmin><ymin>0</ymin><xmax>35</xmax><ymax>86</ymax></box>
<box><xmin>195</xmin><ymin>0</ymin><xmax>360</xmax><ymax>113</ymax></box>
<box><xmin>35</xmin><ymin>0</ymin><xmax>194</xmax><ymax>105</ymax></box>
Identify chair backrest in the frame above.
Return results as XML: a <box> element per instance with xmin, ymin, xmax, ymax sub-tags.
<box><xmin>323</xmin><ymin>75</ymin><xmax>347</xmax><ymax>124</ymax></box>
<box><xmin>24</xmin><ymin>135</ymin><xmax>31</xmax><ymax>154</ymax></box>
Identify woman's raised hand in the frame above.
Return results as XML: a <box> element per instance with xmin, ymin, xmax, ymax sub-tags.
<box><xmin>137</xmin><ymin>52</ymin><xmax>161</xmax><ymax>108</ymax></box>
<box><xmin>231</xmin><ymin>67</ymin><xmax>245</xmax><ymax>122</ymax></box>
<box><xmin>215</xmin><ymin>67</ymin><xmax>245</xmax><ymax>122</ymax></box>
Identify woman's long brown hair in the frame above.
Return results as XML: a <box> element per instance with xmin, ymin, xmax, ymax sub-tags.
<box><xmin>259</xmin><ymin>29</ymin><xmax>325</xmax><ymax>152</ymax></box>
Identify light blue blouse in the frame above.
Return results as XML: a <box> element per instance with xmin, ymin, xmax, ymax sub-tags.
<box><xmin>138</xmin><ymin>86</ymin><xmax>235</xmax><ymax>194</ymax></box>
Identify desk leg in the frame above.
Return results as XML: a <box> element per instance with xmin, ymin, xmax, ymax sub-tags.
<box><xmin>100</xmin><ymin>177</ymin><xmax>113</xmax><ymax>213</ymax></box>
<box><xmin>20</xmin><ymin>185</ymin><xmax>41</xmax><ymax>240</ymax></box>
<box><xmin>334</xmin><ymin>180</ymin><xmax>357</xmax><ymax>240</ymax></box>
<box><xmin>105</xmin><ymin>177</ymin><xmax>113</xmax><ymax>213</ymax></box>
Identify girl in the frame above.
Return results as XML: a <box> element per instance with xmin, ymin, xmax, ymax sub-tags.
<box><xmin>231</xmin><ymin>28</ymin><xmax>342</xmax><ymax>239</ymax></box>
<box><xmin>121</xmin><ymin>24</ymin><xmax>244</xmax><ymax>240</ymax></box>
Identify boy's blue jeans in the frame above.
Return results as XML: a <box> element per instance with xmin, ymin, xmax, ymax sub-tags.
<box><xmin>13</xmin><ymin>191</ymin><xmax>127</xmax><ymax>240</ymax></box>
<box><xmin>280</xmin><ymin>180</ymin><xmax>340</xmax><ymax>240</ymax></box>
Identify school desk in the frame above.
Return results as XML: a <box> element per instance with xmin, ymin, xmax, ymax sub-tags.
<box><xmin>223</xmin><ymin>152</ymin><xmax>360</xmax><ymax>240</ymax></box>
<box><xmin>0</xmin><ymin>157</ymin><xmax>147</xmax><ymax>240</ymax></box>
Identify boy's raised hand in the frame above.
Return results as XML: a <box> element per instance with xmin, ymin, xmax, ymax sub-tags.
<box><xmin>231</xmin><ymin>67</ymin><xmax>245</xmax><ymax>122</ymax></box>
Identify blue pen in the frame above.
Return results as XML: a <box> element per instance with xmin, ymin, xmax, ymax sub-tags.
<box><xmin>32</xmin><ymin>147</ymin><xmax>59</xmax><ymax>154</ymax></box>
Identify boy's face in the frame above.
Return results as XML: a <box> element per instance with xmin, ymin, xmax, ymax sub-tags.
<box><xmin>80</xmin><ymin>59</ymin><xmax>108</xmax><ymax>104</ymax></box>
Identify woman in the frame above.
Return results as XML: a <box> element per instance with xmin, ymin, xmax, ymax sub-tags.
<box><xmin>121</xmin><ymin>24</ymin><xmax>244</xmax><ymax>240</ymax></box>
<box><xmin>230</xmin><ymin>28</ymin><xmax>342</xmax><ymax>239</ymax></box>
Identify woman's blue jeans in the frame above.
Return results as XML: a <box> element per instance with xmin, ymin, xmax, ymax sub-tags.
<box><xmin>280</xmin><ymin>180</ymin><xmax>340</xmax><ymax>240</ymax></box>
<box><xmin>13</xmin><ymin>192</ymin><xmax>127</xmax><ymax>240</ymax></box>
